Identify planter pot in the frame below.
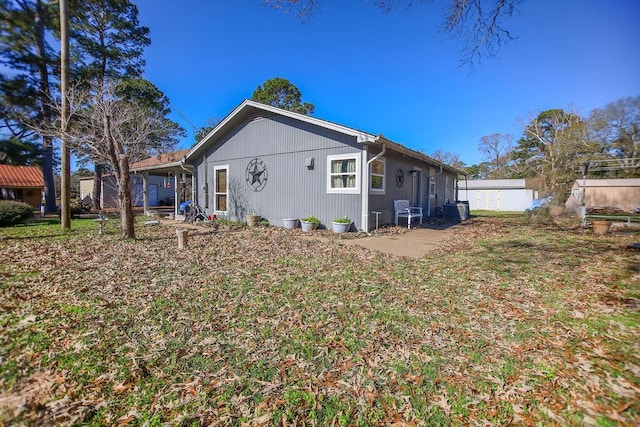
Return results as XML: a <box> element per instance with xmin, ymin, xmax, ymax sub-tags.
<box><xmin>301</xmin><ymin>221</ymin><xmax>318</xmax><ymax>232</ymax></box>
<box><xmin>331</xmin><ymin>221</ymin><xmax>351</xmax><ymax>234</ymax></box>
<box><xmin>245</xmin><ymin>214</ymin><xmax>261</xmax><ymax>227</ymax></box>
<box><xmin>591</xmin><ymin>220</ymin><xmax>611</xmax><ymax>235</ymax></box>
<box><xmin>283</xmin><ymin>218</ymin><xmax>299</xmax><ymax>229</ymax></box>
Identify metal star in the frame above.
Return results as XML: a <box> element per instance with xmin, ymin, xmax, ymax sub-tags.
<box><xmin>249</xmin><ymin>163</ymin><xmax>264</xmax><ymax>185</ymax></box>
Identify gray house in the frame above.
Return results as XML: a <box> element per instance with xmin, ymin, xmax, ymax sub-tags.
<box><xmin>185</xmin><ymin>100</ymin><xmax>463</xmax><ymax>231</ymax></box>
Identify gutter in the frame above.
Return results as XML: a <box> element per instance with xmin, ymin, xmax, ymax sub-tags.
<box><xmin>361</xmin><ymin>138</ymin><xmax>386</xmax><ymax>233</ymax></box>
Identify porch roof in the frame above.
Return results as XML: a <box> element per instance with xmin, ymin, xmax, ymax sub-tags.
<box><xmin>130</xmin><ymin>149</ymin><xmax>192</xmax><ymax>174</ymax></box>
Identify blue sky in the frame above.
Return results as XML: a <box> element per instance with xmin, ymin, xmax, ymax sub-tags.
<box><xmin>133</xmin><ymin>0</ymin><xmax>640</xmax><ymax>166</ymax></box>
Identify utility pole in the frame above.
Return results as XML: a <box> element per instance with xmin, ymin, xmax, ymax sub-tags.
<box><xmin>60</xmin><ymin>0</ymin><xmax>71</xmax><ymax>230</ymax></box>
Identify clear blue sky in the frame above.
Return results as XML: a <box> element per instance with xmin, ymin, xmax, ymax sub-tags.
<box><xmin>133</xmin><ymin>0</ymin><xmax>640</xmax><ymax>166</ymax></box>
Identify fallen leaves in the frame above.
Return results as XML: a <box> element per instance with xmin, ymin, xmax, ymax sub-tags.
<box><xmin>0</xmin><ymin>217</ymin><xmax>639</xmax><ymax>425</ymax></box>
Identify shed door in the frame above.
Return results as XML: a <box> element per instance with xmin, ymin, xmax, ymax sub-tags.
<box><xmin>477</xmin><ymin>190</ymin><xmax>501</xmax><ymax>210</ymax></box>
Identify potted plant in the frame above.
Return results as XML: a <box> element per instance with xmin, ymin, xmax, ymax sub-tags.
<box><xmin>331</xmin><ymin>216</ymin><xmax>352</xmax><ymax>233</ymax></box>
<box><xmin>282</xmin><ymin>218</ymin><xmax>299</xmax><ymax>229</ymax></box>
<box><xmin>300</xmin><ymin>216</ymin><xmax>320</xmax><ymax>232</ymax></box>
<box><xmin>245</xmin><ymin>213</ymin><xmax>261</xmax><ymax>227</ymax></box>
<box><xmin>591</xmin><ymin>219</ymin><xmax>611</xmax><ymax>235</ymax></box>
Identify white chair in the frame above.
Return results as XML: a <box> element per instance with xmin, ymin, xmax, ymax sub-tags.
<box><xmin>394</xmin><ymin>199</ymin><xmax>423</xmax><ymax>229</ymax></box>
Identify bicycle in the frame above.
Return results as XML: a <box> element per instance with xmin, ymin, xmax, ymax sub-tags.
<box><xmin>183</xmin><ymin>202</ymin><xmax>206</xmax><ymax>223</ymax></box>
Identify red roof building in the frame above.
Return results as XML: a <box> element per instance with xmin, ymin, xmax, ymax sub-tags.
<box><xmin>0</xmin><ymin>164</ymin><xmax>45</xmax><ymax>208</ymax></box>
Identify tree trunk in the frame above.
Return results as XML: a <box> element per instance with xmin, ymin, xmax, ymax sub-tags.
<box><xmin>117</xmin><ymin>154</ymin><xmax>135</xmax><ymax>239</ymax></box>
<box><xmin>93</xmin><ymin>164</ymin><xmax>103</xmax><ymax>210</ymax></box>
<box><xmin>41</xmin><ymin>138</ymin><xmax>57</xmax><ymax>213</ymax></box>
<box><xmin>104</xmin><ymin>114</ymin><xmax>135</xmax><ymax>239</ymax></box>
<box><xmin>34</xmin><ymin>0</ymin><xmax>57</xmax><ymax>213</ymax></box>
<box><xmin>59</xmin><ymin>0</ymin><xmax>71</xmax><ymax>230</ymax></box>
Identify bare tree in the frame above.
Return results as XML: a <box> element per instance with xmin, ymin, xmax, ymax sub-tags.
<box><xmin>55</xmin><ymin>80</ymin><xmax>178</xmax><ymax>238</ymax></box>
<box><xmin>431</xmin><ymin>149</ymin><xmax>465</xmax><ymax>171</ymax></box>
<box><xmin>588</xmin><ymin>96</ymin><xmax>640</xmax><ymax>177</ymax></box>
<box><xmin>478</xmin><ymin>132</ymin><xmax>513</xmax><ymax>178</ymax></box>
<box><xmin>263</xmin><ymin>0</ymin><xmax>518</xmax><ymax>65</ymax></box>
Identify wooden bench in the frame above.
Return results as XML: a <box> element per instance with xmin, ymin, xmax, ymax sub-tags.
<box><xmin>394</xmin><ymin>199</ymin><xmax>423</xmax><ymax>229</ymax></box>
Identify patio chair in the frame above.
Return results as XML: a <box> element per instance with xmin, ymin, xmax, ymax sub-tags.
<box><xmin>394</xmin><ymin>199</ymin><xmax>423</xmax><ymax>229</ymax></box>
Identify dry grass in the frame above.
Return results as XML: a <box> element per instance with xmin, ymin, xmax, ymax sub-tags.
<box><xmin>0</xmin><ymin>216</ymin><xmax>638</xmax><ymax>426</ymax></box>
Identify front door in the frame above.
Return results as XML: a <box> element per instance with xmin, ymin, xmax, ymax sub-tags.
<box><xmin>411</xmin><ymin>168</ymin><xmax>421</xmax><ymax>208</ymax></box>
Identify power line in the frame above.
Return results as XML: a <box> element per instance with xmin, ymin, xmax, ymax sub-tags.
<box><xmin>169</xmin><ymin>103</ymin><xmax>198</xmax><ymax>133</ymax></box>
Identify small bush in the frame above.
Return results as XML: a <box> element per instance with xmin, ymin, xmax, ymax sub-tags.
<box><xmin>0</xmin><ymin>200</ymin><xmax>34</xmax><ymax>226</ymax></box>
<box><xmin>524</xmin><ymin>206</ymin><xmax>553</xmax><ymax>224</ymax></box>
<box><xmin>58</xmin><ymin>202</ymin><xmax>87</xmax><ymax>218</ymax></box>
<box><xmin>301</xmin><ymin>216</ymin><xmax>321</xmax><ymax>226</ymax></box>
<box><xmin>332</xmin><ymin>216</ymin><xmax>351</xmax><ymax>224</ymax></box>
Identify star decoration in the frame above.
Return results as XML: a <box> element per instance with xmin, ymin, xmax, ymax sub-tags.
<box><xmin>249</xmin><ymin>164</ymin><xmax>264</xmax><ymax>185</ymax></box>
<box><xmin>245</xmin><ymin>158</ymin><xmax>268</xmax><ymax>191</ymax></box>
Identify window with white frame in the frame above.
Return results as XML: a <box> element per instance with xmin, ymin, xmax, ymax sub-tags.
<box><xmin>429</xmin><ymin>176</ymin><xmax>436</xmax><ymax>196</ymax></box>
<box><xmin>214</xmin><ymin>165</ymin><xmax>228</xmax><ymax>212</ymax></box>
<box><xmin>370</xmin><ymin>158</ymin><xmax>385</xmax><ymax>193</ymax></box>
<box><xmin>327</xmin><ymin>154</ymin><xmax>360</xmax><ymax>194</ymax></box>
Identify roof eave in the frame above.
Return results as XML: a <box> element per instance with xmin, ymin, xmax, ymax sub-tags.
<box><xmin>130</xmin><ymin>161</ymin><xmax>193</xmax><ymax>173</ymax></box>
<box><xmin>186</xmin><ymin>100</ymin><xmax>377</xmax><ymax>161</ymax></box>
<box><xmin>373</xmin><ymin>136</ymin><xmax>466</xmax><ymax>175</ymax></box>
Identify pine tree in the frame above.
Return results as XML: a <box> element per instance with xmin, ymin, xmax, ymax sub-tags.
<box><xmin>0</xmin><ymin>0</ymin><xmax>60</xmax><ymax>212</ymax></box>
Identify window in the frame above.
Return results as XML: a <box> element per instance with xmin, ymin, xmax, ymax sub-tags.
<box><xmin>370</xmin><ymin>159</ymin><xmax>385</xmax><ymax>193</ymax></box>
<box><xmin>214</xmin><ymin>165</ymin><xmax>228</xmax><ymax>212</ymax></box>
<box><xmin>429</xmin><ymin>177</ymin><xmax>436</xmax><ymax>196</ymax></box>
<box><xmin>327</xmin><ymin>154</ymin><xmax>360</xmax><ymax>194</ymax></box>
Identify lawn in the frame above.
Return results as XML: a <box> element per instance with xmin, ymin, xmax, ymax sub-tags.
<box><xmin>0</xmin><ymin>216</ymin><xmax>638</xmax><ymax>426</ymax></box>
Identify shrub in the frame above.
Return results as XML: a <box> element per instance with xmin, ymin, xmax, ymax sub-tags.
<box><xmin>524</xmin><ymin>206</ymin><xmax>553</xmax><ymax>224</ymax></box>
<box><xmin>0</xmin><ymin>200</ymin><xmax>34</xmax><ymax>226</ymax></box>
<box><xmin>332</xmin><ymin>216</ymin><xmax>351</xmax><ymax>224</ymax></box>
<box><xmin>58</xmin><ymin>201</ymin><xmax>87</xmax><ymax>218</ymax></box>
<box><xmin>301</xmin><ymin>216</ymin><xmax>321</xmax><ymax>226</ymax></box>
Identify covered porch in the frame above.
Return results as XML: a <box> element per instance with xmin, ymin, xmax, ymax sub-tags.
<box><xmin>129</xmin><ymin>150</ymin><xmax>193</xmax><ymax>217</ymax></box>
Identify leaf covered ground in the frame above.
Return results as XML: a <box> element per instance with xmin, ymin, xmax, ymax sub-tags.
<box><xmin>0</xmin><ymin>216</ymin><xmax>638</xmax><ymax>426</ymax></box>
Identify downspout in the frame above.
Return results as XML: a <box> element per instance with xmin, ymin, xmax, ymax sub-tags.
<box><xmin>361</xmin><ymin>140</ymin><xmax>386</xmax><ymax>233</ymax></box>
<box><xmin>428</xmin><ymin>165</ymin><xmax>443</xmax><ymax>217</ymax></box>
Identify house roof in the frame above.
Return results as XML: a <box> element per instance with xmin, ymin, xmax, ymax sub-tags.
<box><xmin>573</xmin><ymin>178</ymin><xmax>640</xmax><ymax>188</ymax></box>
<box><xmin>0</xmin><ymin>164</ymin><xmax>44</xmax><ymax>188</ymax></box>
<box><xmin>187</xmin><ymin>99</ymin><xmax>466</xmax><ymax>175</ymax></box>
<box><xmin>460</xmin><ymin>179</ymin><xmax>528</xmax><ymax>190</ymax></box>
<box><xmin>129</xmin><ymin>149</ymin><xmax>191</xmax><ymax>173</ymax></box>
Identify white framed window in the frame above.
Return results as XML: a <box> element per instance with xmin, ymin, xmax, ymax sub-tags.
<box><xmin>369</xmin><ymin>158</ymin><xmax>385</xmax><ymax>193</ymax></box>
<box><xmin>327</xmin><ymin>154</ymin><xmax>360</xmax><ymax>194</ymax></box>
<box><xmin>214</xmin><ymin>165</ymin><xmax>228</xmax><ymax>213</ymax></box>
<box><xmin>429</xmin><ymin>177</ymin><xmax>436</xmax><ymax>196</ymax></box>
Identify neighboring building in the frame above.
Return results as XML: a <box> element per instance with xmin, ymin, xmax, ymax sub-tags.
<box><xmin>457</xmin><ymin>179</ymin><xmax>538</xmax><ymax>212</ymax></box>
<box><xmin>565</xmin><ymin>178</ymin><xmax>640</xmax><ymax>214</ymax></box>
<box><xmin>185</xmin><ymin>100</ymin><xmax>464</xmax><ymax>231</ymax></box>
<box><xmin>79</xmin><ymin>149</ymin><xmax>192</xmax><ymax>210</ymax></box>
<box><xmin>0</xmin><ymin>164</ymin><xmax>44</xmax><ymax>208</ymax></box>
<box><xmin>79</xmin><ymin>174</ymin><xmax>179</xmax><ymax>209</ymax></box>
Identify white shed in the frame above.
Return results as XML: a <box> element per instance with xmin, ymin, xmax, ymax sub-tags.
<box><xmin>457</xmin><ymin>179</ymin><xmax>538</xmax><ymax>211</ymax></box>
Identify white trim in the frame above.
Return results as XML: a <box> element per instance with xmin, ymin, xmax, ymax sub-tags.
<box><xmin>213</xmin><ymin>164</ymin><xmax>229</xmax><ymax>214</ymax></box>
<box><xmin>369</xmin><ymin>158</ymin><xmax>386</xmax><ymax>194</ymax></box>
<box><xmin>326</xmin><ymin>153</ymin><xmax>361</xmax><ymax>194</ymax></box>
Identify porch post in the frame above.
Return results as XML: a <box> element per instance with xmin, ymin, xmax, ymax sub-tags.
<box><xmin>142</xmin><ymin>172</ymin><xmax>150</xmax><ymax>215</ymax></box>
<box><xmin>174</xmin><ymin>171</ymin><xmax>180</xmax><ymax>216</ymax></box>
<box><xmin>361</xmin><ymin>147</ymin><xmax>369</xmax><ymax>232</ymax></box>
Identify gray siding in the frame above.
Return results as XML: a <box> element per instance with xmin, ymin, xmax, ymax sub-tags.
<box><xmin>194</xmin><ymin>112</ymin><xmax>363</xmax><ymax>229</ymax></box>
<box><xmin>366</xmin><ymin>151</ymin><xmax>459</xmax><ymax>225</ymax></box>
